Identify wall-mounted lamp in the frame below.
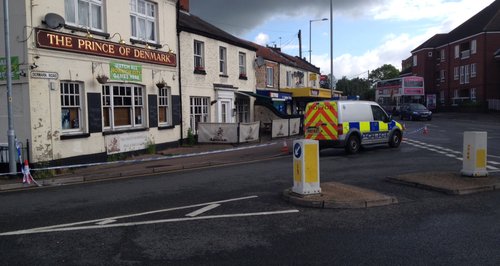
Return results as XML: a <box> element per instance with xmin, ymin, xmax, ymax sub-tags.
<box><xmin>30</xmin><ymin>63</ymin><xmax>38</xmax><ymax>70</ymax></box>
<box><xmin>84</xmin><ymin>27</ymin><xmax>93</xmax><ymax>39</ymax></box>
<box><xmin>158</xmin><ymin>43</ymin><xmax>174</xmax><ymax>54</ymax></box>
<box><xmin>109</xmin><ymin>32</ymin><xmax>125</xmax><ymax>44</ymax></box>
<box><xmin>19</xmin><ymin>70</ymin><xmax>27</xmax><ymax>77</ymax></box>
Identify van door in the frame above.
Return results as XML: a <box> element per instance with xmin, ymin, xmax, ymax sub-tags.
<box><xmin>369</xmin><ymin>104</ymin><xmax>390</xmax><ymax>144</ymax></box>
<box><xmin>304</xmin><ymin>101</ymin><xmax>339</xmax><ymax>141</ymax></box>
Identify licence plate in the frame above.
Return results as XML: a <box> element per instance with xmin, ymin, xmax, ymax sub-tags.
<box><xmin>306</xmin><ymin>127</ymin><xmax>318</xmax><ymax>134</ymax></box>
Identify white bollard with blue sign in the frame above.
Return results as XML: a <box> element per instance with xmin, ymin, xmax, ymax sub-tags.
<box><xmin>292</xmin><ymin>139</ymin><xmax>321</xmax><ymax>195</ymax></box>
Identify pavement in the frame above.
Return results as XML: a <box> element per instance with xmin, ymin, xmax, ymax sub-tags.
<box><xmin>1</xmin><ymin>131</ymin><xmax>500</xmax><ymax>208</ymax></box>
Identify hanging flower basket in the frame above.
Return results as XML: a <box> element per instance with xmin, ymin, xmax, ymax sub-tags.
<box><xmin>156</xmin><ymin>79</ymin><xmax>167</xmax><ymax>89</ymax></box>
<box><xmin>96</xmin><ymin>74</ymin><xmax>109</xmax><ymax>84</ymax></box>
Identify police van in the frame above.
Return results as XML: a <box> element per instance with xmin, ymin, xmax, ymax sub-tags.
<box><xmin>304</xmin><ymin>100</ymin><xmax>403</xmax><ymax>154</ymax></box>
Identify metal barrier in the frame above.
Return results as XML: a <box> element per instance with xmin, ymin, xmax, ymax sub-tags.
<box><xmin>0</xmin><ymin>140</ymin><xmax>29</xmax><ymax>172</ymax></box>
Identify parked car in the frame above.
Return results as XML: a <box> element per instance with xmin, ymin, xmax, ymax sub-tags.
<box><xmin>399</xmin><ymin>103</ymin><xmax>432</xmax><ymax>121</ymax></box>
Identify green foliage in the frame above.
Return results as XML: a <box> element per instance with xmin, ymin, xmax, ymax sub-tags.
<box><xmin>32</xmin><ymin>162</ymin><xmax>55</xmax><ymax>179</ymax></box>
<box><xmin>335</xmin><ymin>77</ymin><xmax>372</xmax><ymax>100</ymax></box>
<box><xmin>145</xmin><ymin>137</ymin><xmax>156</xmax><ymax>154</ymax></box>
<box><xmin>368</xmin><ymin>64</ymin><xmax>400</xmax><ymax>82</ymax></box>
<box><xmin>107</xmin><ymin>153</ymin><xmax>126</xmax><ymax>162</ymax></box>
<box><xmin>186</xmin><ymin>128</ymin><xmax>196</xmax><ymax>146</ymax></box>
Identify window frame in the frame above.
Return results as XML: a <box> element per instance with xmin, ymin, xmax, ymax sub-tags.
<box><xmin>65</xmin><ymin>0</ymin><xmax>103</xmax><ymax>31</ymax></box>
<box><xmin>130</xmin><ymin>0</ymin><xmax>157</xmax><ymax>42</ymax></box>
<box><xmin>189</xmin><ymin>96</ymin><xmax>210</xmax><ymax>133</ymax></box>
<box><xmin>470</xmin><ymin>63</ymin><xmax>477</xmax><ymax>78</ymax></box>
<box><xmin>266</xmin><ymin>66</ymin><xmax>274</xmax><ymax>87</ymax></box>
<box><xmin>286</xmin><ymin>71</ymin><xmax>292</xmax><ymax>87</ymax></box>
<box><xmin>60</xmin><ymin>81</ymin><xmax>84</xmax><ymax>133</ymax></box>
<box><xmin>194</xmin><ymin>40</ymin><xmax>205</xmax><ymax>69</ymax></box>
<box><xmin>158</xmin><ymin>86</ymin><xmax>172</xmax><ymax>126</ymax></box>
<box><xmin>219</xmin><ymin>46</ymin><xmax>227</xmax><ymax>75</ymax></box>
<box><xmin>238</xmin><ymin>52</ymin><xmax>246</xmax><ymax>77</ymax></box>
<box><xmin>412</xmin><ymin>55</ymin><xmax>417</xmax><ymax>66</ymax></box>
<box><xmin>471</xmin><ymin>39</ymin><xmax>477</xmax><ymax>54</ymax></box>
<box><xmin>102</xmin><ymin>84</ymin><xmax>145</xmax><ymax>130</ymax></box>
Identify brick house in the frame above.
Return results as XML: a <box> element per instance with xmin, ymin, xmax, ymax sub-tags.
<box><xmin>402</xmin><ymin>0</ymin><xmax>500</xmax><ymax>111</ymax></box>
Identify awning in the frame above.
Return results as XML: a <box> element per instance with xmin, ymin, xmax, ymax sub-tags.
<box><xmin>280</xmin><ymin>87</ymin><xmax>332</xmax><ymax>99</ymax></box>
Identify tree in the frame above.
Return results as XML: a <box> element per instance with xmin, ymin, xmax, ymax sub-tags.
<box><xmin>368</xmin><ymin>64</ymin><xmax>400</xmax><ymax>82</ymax></box>
<box><xmin>335</xmin><ymin>77</ymin><xmax>372</xmax><ymax>100</ymax></box>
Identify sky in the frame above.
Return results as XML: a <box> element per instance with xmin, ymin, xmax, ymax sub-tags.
<box><xmin>189</xmin><ymin>0</ymin><xmax>495</xmax><ymax>80</ymax></box>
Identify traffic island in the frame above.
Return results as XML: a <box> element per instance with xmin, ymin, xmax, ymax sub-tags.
<box><xmin>386</xmin><ymin>172</ymin><xmax>500</xmax><ymax>195</ymax></box>
<box><xmin>282</xmin><ymin>181</ymin><xmax>398</xmax><ymax>209</ymax></box>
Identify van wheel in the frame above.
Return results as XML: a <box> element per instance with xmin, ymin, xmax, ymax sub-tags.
<box><xmin>345</xmin><ymin>135</ymin><xmax>360</xmax><ymax>154</ymax></box>
<box><xmin>389</xmin><ymin>131</ymin><xmax>402</xmax><ymax>148</ymax></box>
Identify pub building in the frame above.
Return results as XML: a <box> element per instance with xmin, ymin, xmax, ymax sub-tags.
<box><xmin>0</xmin><ymin>0</ymin><xmax>181</xmax><ymax>166</ymax></box>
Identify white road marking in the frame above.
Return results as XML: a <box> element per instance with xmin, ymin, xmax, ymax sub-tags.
<box><xmin>185</xmin><ymin>204</ymin><xmax>220</xmax><ymax>217</ymax></box>
<box><xmin>0</xmin><ymin>210</ymin><xmax>300</xmax><ymax>236</ymax></box>
<box><xmin>96</xmin><ymin>219</ymin><xmax>116</xmax><ymax>225</ymax></box>
<box><xmin>404</xmin><ymin>139</ymin><xmax>499</xmax><ymax>168</ymax></box>
<box><xmin>0</xmin><ymin>195</ymin><xmax>299</xmax><ymax>236</ymax></box>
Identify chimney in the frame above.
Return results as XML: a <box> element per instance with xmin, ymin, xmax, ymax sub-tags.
<box><xmin>179</xmin><ymin>0</ymin><xmax>189</xmax><ymax>12</ymax></box>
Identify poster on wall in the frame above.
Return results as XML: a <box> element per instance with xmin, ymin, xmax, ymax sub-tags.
<box><xmin>426</xmin><ymin>94</ymin><xmax>437</xmax><ymax>110</ymax></box>
<box><xmin>239</xmin><ymin>122</ymin><xmax>260</xmax><ymax>143</ymax></box>
<box><xmin>0</xmin><ymin>56</ymin><xmax>20</xmax><ymax>80</ymax></box>
<box><xmin>110</xmin><ymin>61</ymin><xmax>142</xmax><ymax>82</ymax></box>
<box><xmin>198</xmin><ymin>123</ymin><xmax>238</xmax><ymax>143</ymax></box>
<box><xmin>105</xmin><ymin>131</ymin><xmax>149</xmax><ymax>154</ymax></box>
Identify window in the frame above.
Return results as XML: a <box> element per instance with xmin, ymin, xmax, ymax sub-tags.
<box><xmin>454</xmin><ymin>67</ymin><xmax>459</xmax><ymax>80</ymax></box>
<box><xmin>236</xmin><ymin>98</ymin><xmax>250</xmax><ymax>123</ymax></box>
<box><xmin>459</xmin><ymin>66</ymin><xmax>464</xmax><ymax>84</ymax></box>
<box><xmin>470</xmin><ymin>63</ymin><xmax>477</xmax><ymax>77</ymax></box>
<box><xmin>190</xmin><ymin>97</ymin><xmax>209</xmax><ymax>132</ymax></box>
<box><xmin>412</xmin><ymin>55</ymin><xmax>417</xmax><ymax>66</ymax></box>
<box><xmin>470</xmin><ymin>88</ymin><xmax>476</xmax><ymax>102</ymax></box>
<box><xmin>440</xmin><ymin>49</ymin><xmax>445</xmax><ymax>61</ymax></box>
<box><xmin>371</xmin><ymin>105</ymin><xmax>388</xmax><ymax>122</ymax></box>
<box><xmin>238</xmin><ymin>52</ymin><xmax>246</xmax><ymax>77</ymax></box>
<box><xmin>295</xmin><ymin>71</ymin><xmax>304</xmax><ymax>86</ymax></box>
<box><xmin>159</xmin><ymin>87</ymin><xmax>171</xmax><ymax>126</ymax></box>
<box><xmin>266</xmin><ymin>67</ymin><xmax>273</xmax><ymax>87</ymax></box>
<box><xmin>286</xmin><ymin>71</ymin><xmax>292</xmax><ymax>87</ymax></box>
<box><xmin>471</xmin><ymin>39</ymin><xmax>477</xmax><ymax>54</ymax></box>
<box><xmin>440</xmin><ymin>70</ymin><xmax>445</xmax><ymax>82</ymax></box>
<box><xmin>194</xmin><ymin>40</ymin><xmax>204</xmax><ymax>70</ymax></box>
<box><xmin>130</xmin><ymin>0</ymin><xmax>157</xmax><ymax>42</ymax></box>
<box><xmin>65</xmin><ymin>0</ymin><xmax>103</xmax><ymax>31</ymax></box>
<box><xmin>454</xmin><ymin>45</ymin><xmax>459</xmax><ymax>58</ymax></box>
<box><xmin>102</xmin><ymin>85</ymin><xmax>144</xmax><ymax>129</ymax></box>
<box><xmin>464</xmin><ymin>65</ymin><xmax>470</xmax><ymax>84</ymax></box>
<box><xmin>440</xmin><ymin>90</ymin><xmax>445</xmax><ymax>104</ymax></box>
<box><xmin>219</xmin><ymin>46</ymin><xmax>227</xmax><ymax>75</ymax></box>
<box><xmin>61</xmin><ymin>82</ymin><xmax>83</xmax><ymax>132</ymax></box>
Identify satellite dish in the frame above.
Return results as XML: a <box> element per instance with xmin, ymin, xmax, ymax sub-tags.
<box><xmin>255</xmin><ymin>56</ymin><xmax>265</xmax><ymax>67</ymax></box>
<box><xmin>44</xmin><ymin>13</ymin><xmax>65</xmax><ymax>29</ymax></box>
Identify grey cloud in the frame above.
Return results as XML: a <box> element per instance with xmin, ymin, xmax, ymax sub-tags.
<box><xmin>190</xmin><ymin>0</ymin><xmax>387</xmax><ymax>35</ymax></box>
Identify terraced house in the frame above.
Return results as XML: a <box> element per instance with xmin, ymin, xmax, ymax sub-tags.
<box><xmin>1</xmin><ymin>0</ymin><xmax>180</xmax><ymax>165</ymax></box>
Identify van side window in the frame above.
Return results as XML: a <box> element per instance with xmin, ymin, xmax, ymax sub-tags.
<box><xmin>371</xmin><ymin>105</ymin><xmax>388</xmax><ymax>121</ymax></box>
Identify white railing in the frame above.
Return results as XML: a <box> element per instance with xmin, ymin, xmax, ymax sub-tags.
<box><xmin>488</xmin><ymin>99</ymin><xmax>500</xmax><ymax>111</ymax></box>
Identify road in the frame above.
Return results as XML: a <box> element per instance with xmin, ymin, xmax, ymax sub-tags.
<box><xmin>0</xmin><ymin>113</ymin><xmax>499</xmax><ymax>265</ymax></box>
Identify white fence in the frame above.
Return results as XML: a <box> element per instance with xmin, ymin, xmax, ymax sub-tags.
<box><xmin>197</xmin><ymin>122</ymin><xmax>260</xmax><ymax>144</ymax></box>
<box><xmin>271</xmin><ymin>118</ymin><xmax>301</xmax><ymax>139</ymax></box>
<box><xmin>488</xmin><ymin>99</ymin><xmax>500</xmax><ymax>111</ymax></box>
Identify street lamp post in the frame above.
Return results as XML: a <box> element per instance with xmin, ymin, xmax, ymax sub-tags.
<box><xmin>3</xmin><ymin>0</ymin><xmax>17</xmax><ymax>174</ymax></box>
<box><xmin>309</xmin><ymin>18</ymin><xmax>328</xmax><ymax>63</ymax></box>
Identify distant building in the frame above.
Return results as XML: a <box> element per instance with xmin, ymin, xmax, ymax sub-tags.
<box><xmin>402</xmin><ymin>0</ymin><xmax>500</xmax><ymax>111</ymax></box>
